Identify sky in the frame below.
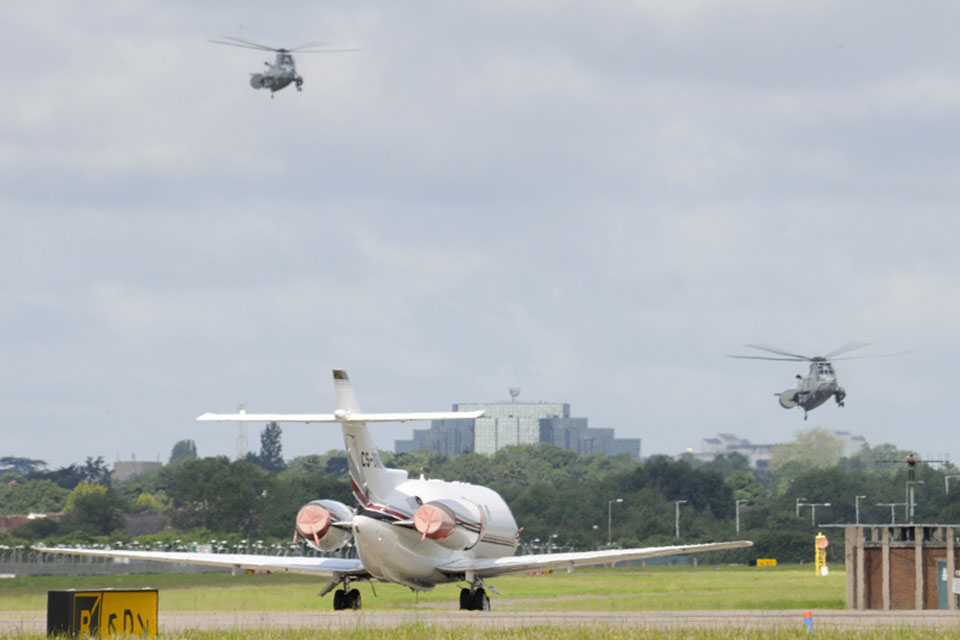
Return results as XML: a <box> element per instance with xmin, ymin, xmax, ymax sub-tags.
<box><xmin>3</xmin><ymin>1</ymin><xmax>959</xmax><ymax>470</ymax></box>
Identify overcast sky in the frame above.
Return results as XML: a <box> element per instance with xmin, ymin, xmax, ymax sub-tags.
<box><xmin>3</xmin><ymin>1</ymin><xmax>959</xmax><ymax>470</ymax></box>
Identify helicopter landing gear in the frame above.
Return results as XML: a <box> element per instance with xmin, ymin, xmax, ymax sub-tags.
<box><xmin>296</xmin><ymin>77</ymin><xmax>303</xmax><ymax>92</ymax></box>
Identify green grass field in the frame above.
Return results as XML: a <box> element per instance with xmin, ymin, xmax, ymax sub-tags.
<box><xmin>4</xmin><ymin>566</ymin><xmax>960</xmax><ymax>639</ymax></box>
<box><xmin>1</xmin><ymin>564</ymin><xmax>844</xmax><ymax>612</ymax></box>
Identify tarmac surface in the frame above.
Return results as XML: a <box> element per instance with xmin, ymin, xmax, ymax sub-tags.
<box><xmin>3</xmin><ymin>609</ymin><xmax>960</xmax><ymax>634</ymax></box>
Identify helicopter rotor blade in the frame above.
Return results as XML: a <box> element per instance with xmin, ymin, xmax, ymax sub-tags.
<box><xmin>292</xmin><ymin>48</ymin><xmax>363</xmax><ymax>54</ymax></box>
<box><xmin>288</xmin><ymin>40</ymin><xmax>331</xmax><ymax>51</ymax></box>
<box><xmin>208</xmin><ymin>39</ymin><xmax>278</xmax><ymax>52</ymax></box>
<box><xmin>212</xmin><ymin>36</ymin><xmax>280</xmax><ymax>51</ymax></box>
<box><xmin>742</xmin><ymin>344</ymin><xmax>813</xmax><ymax>361</ymax></box>
<box><xmin>728</xmin><ymin>355</ymin><xmax>808</xmax><ymax>362</ymax></box>
<box><xmin>828</xmin><ymin>351</ymin><xmax>914</xmax><ymax>361</ymax></box>
<box><xmin>824</xmin><ymin>342</ymin><xmax>873</xmax><ymax>359</ymax></box>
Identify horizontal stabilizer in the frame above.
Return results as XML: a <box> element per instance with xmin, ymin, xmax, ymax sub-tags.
<box><xmin>197</xmin><ymin>410</ymin><xmax>484</xmax><ymax>423</ymax></box>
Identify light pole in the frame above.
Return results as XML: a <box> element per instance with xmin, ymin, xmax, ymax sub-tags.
<box><xmin>735</xmin><ymin>499</ymin><xmax>748</xmax><ymax>534</ymax></box>
<box><xmin>855</xmin><ymin>495</ymin><xmax>867</xmax><ymax>525</ymax></box>
<box><xmin>800</xmin><ymin>502</ymin><xmax>831</xmax><ymax>525</ymax></box>
<box><xmin>876</xmin><ymin>502</ymin><xmax>906</xmax><ymax>525</ymax></box>
<box><xmin>607</xmin><ymin>498</ymin><xmax>623</xmax><ymax>547</ymax></box>
<box><xmin>675</xmin><ymin>500</ymin><xmax>687</xmax><ymax>538</ymax></box>
<box><xmin>946</xmin><ymin>475</ymin><xmax>960</xmax><ymax>495</ymax></box>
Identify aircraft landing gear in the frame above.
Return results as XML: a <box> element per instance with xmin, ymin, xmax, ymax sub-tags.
<box><xmin>333</xmin><ymin>587</ymin><xmax>361</xmax><ymax>610</ymax></box>
<box><xmin>459</xmin><ymin>587</ymin><xmax>490</xmax><ymax>610</ymax></box>
<box><xmin>296</xmin><ymin>77</ymin><xmax>303</xmax><ymax>92</ymax></box>
<box><xmin>324</xmin><ymin>574</ymin><xmax>362</xmax><ymax>611</ymax></box>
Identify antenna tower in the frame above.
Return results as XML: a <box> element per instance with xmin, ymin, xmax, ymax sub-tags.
<box><xmin>509</xmin><ymin>387</ymin><xmax>521</xmax><ymax>402</ymax></box>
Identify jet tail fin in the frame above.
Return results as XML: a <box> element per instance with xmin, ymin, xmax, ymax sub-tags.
<box><xmin>196</xmin><ymin>369</ymin><xmax>481</xmax><ymax>506</ymax></box>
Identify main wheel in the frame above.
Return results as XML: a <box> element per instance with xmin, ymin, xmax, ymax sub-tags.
<box><xmin>471</xmin><ymin>588</ymin><xmax>490</xmax><ymax>611</ymax></box>
<box><xmin>459</xmin><ymin>588</ymin><xmax>472</xmax><ymax>610</ymax></box>
<box><xmin>333</xmin><ymin>589</ymin><xmax>345</xmax><ymax>610</ymax></box>
<box><xmin>346</xmin><ymin>588</ymin><xmax>362</xmax><ymax>610</ymax></box>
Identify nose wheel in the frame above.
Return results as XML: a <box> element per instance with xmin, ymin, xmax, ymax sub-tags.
<box><xmin>296</xmin><ymin>77</ymin><xmax>304</xmax><ymax>92</ymax></box>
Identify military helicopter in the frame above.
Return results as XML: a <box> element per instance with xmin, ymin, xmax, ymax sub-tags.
<box><xmin>209</xmin><ymin>36</ymin><xmax>357</xmax><ymax>97</ymax></box>
<box><xmin>729</xmin><ymin>342</ymin><xmax>907</xmax><ymax>419</ymax></box>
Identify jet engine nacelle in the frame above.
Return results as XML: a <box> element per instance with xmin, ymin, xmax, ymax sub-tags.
<box><xmin>778</xmin><ymin>389</ymin><xmax>799</xmax><ymax>409</ymax></box>
<box><xmin>412</xmin><ymin>498</ymin><xmax>485</xmax><ymax>551</ymax></box>
<box><xmin>294</xmin><ymin>499</ymin><xmax>353</xmax><ymax>551</ymax></box>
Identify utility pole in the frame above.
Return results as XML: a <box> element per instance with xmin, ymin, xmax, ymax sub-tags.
<box><xmin>675</xmin><ymin>500</ymin><xmax>687</xmax><ymax>538</ymax></box>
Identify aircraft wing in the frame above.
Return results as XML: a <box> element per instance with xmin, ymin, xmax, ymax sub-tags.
<box><xmin>35</xmin><ymin>546</ymin><xmax>367</xmax><ymax>578</ymax></box>
<box><xmin>436</xmin><ymin>540</ymin><xmax>752</xmax><ymax>578</ymax></box>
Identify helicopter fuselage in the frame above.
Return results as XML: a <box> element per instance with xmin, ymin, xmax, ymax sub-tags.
<box><xmin>249</xmin><ymin>52</ymin><xmax>303</xmax><ymax>94</ymax></box>
<box><xmin>778</xmin><ymin>360</ymin><xmax>846</xmax><ymax>418</ymax></box>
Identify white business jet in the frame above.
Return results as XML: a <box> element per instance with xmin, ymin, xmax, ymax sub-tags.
<box><xmin>39</xmin><ymin>370</ymin><xmax>752</xmax><ymax>611</ymax></box>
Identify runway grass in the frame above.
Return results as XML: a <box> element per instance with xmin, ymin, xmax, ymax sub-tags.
<box><xmin>5</xmin><ymin>626</ymin><xmax>960</xmax><ymax>640</ymax></box>
<box><xmin>1</xmin><ymin>564</ymin><xmax>844</xmax><ymax>611</ymax></box>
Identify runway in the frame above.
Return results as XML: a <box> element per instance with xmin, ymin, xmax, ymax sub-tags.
<box><xmin>4</xmin><ymin>609</ymin><xmax>960</xmax><ymax>634</ymax></box>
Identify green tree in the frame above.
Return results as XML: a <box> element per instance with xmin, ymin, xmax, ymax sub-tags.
<box><xmin>255</xmin><ymin>423</ymin><xmax>286</xmax><ymax>473</ymax></box>
<box><xmin>0</xmin><ymin>457</ymin><xmax>48</xmax><ymax>475</ymax></box>
<box><xmin>724</xmin><ymin>470</ymin><xmax>768</xmax><ymax>503</ymax></box>
<box><xmin>770</xmin><ymin>428</ymin><xmax>845</xmax><ymax>492</ymax></box>
<box><xmin>169</xmin><ymin>439</ymin><xmax>198</xmax><ymax>464</ymax></box>
<box><xmin>167</xmin><ymin>457</ymin><xmax>272</xmax><ymax>534</ymax></box>
<box><xmin>131</xmin><ymin>492</ymin><xmax>163</xmax><ymax>512</ymax></box>
<box><xmin>62</xmin><ymin>482</ymin><xmax>124</xmax><ymax>535</ymax></box>
<box><xmin>80</xmin><ymin>457</ymin><xmax>112</xmax><ymax>488</ymax></box>
<box><xmin>0</xmin><ymin>479</ymin><xmax>69</xmax><ymax>515</ymax></box>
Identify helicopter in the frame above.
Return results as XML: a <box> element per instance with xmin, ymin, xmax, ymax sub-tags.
<box><xmin>209</xmin><ymin>36</ymin><xmax>357</xmax><ymax>97</ymax></box>
<box><xmin>729</xmin><ymin>342</ymin><xmax>907</xmax><ymax>419</ymax></box>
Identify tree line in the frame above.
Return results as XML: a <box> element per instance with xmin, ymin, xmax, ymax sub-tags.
<box><xmin>2</xmin><ymin>428</ymin><xmax>959</xmax><ymax>564</ymax></box>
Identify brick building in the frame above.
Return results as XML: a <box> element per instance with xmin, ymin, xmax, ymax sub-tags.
<box><xmin>838</xmin><ymin>524</ymin><xmax>959</xmax><ymax>610</ymax></box>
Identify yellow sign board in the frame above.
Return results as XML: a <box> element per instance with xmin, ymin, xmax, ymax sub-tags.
<box><xmin>756</xmin><ymin>558</ymin><xmax>777</xmax><ymax>567</ymax></box>
<box><xmin>48</xmin><ymin>589</ymin><xmax>157</xmax><ymax>637</ymax></box>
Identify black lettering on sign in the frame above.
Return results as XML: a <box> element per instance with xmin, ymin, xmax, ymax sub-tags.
<box><xmin>138</xmin><ymin>613</ymin><xmax>149</xmax><ymax>634</ymax></box>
